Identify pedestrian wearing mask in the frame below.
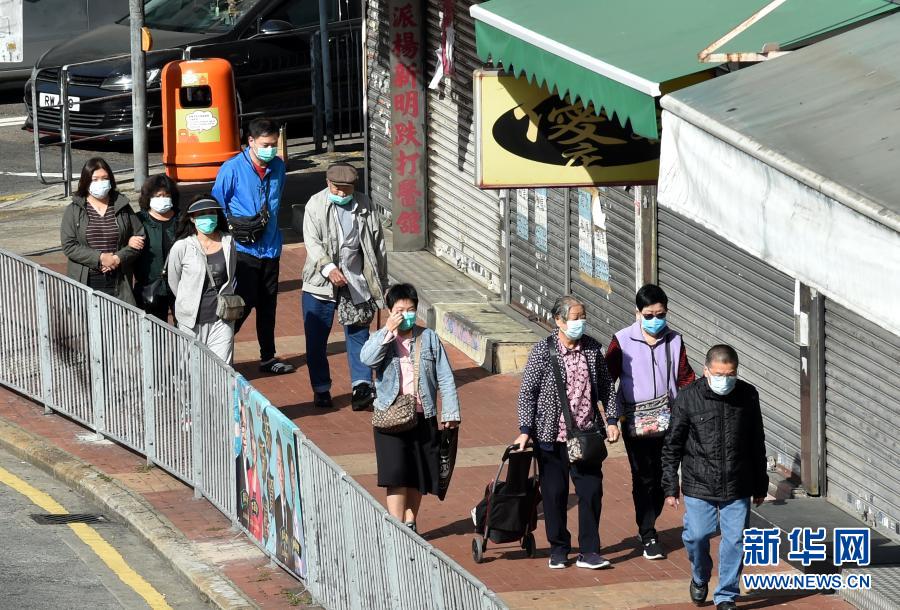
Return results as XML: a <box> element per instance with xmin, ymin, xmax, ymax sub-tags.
<box><xmin>167</xmin><ymin>196</ymin><xmax>238</xmax><ymax>363</ymax></box>
<box><xmin>606</xmin><ymin>284</ymin><xmax>696</xmax><ymax>560</ymax></box>
<box><xmin>514</xmin><ymin>295</ymin><xmax>618</xmax><ymax>570</ymax></box>
<box><xmin>661</xmin><ymin>345</ymin><xmax>768</xmax><ymax>610</ymax></box>
<box><xmin>212</xmin><ymin>117</ymin><xmax>295</xmax><ymax>375</ymax></box>
<box><xmin>302</xmin><ymin>162</ymin><xmax>388</xmax><ymax>410</ymax></box>
<box><xmin>134</xmin><ymin>174</ymin><xmax>181</xmax><ymax>321</ymax></box>
<box><xmin>61</xmin><ymin>157</ymin><xmax>145</xmax><ymax>304</ymax></box>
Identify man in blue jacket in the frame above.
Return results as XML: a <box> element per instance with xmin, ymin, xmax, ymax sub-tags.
<box><xmin>212</xmin><ymin>118</ymin><xmax>295</xmax><ymax>375</ymax></box>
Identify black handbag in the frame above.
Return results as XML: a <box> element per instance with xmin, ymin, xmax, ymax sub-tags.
<box><xmin>437</xmin><ymin>427</ymin><xmax>459</xmax><ymax>501</ymax></box>
<box><xmin>547</xmin><ymin>337</ymin><xmax>608</xmax><ymax>463</ymax></box>
<box><xmin>227</xmin><ymin>160</ymin><xmax>271</xmax><ymax>245</ymax></box>
<box><xmin>141</xmin><ymin>277</ymin><xmax>168</xmax><ymax>306</ymax></box>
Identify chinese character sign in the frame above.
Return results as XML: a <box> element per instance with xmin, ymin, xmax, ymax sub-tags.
<box><xmin>390</xmin><ymin>0</ymin><xmax>426</xmax><ymax>251</ymax></box>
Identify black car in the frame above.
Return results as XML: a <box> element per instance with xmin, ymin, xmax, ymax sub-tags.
<box><xmin>25</xmin><ymin>0</ymin><xmax>361</xmax><ymax>140</ymax></box>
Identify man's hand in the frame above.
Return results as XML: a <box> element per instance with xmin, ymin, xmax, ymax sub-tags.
<box><xmin>328</xmin><ymin>268</ymin><xmax>348</xmax><ymax>287</ymax></box>
<box><xmin>440</xmin><ymin>420</ymin><xmax>459</xmax><ymax>430</ymax></box>
<box><xmin>385</xmin><ymin>311</ymin><xmax>403</xmax><ymax>333</ymax></box>
<box><xmin>512</xmin><ymin>433</ymin><xmax>530</xmax><ymax>452</ymax></box>
<box><xmin>665</xmin><ymin>496</ymin><xmax>680</xmax><ymax>510</ymax></box>
<box><xmin>606</xmin><ymin>423</ymin><xmax>620</xmax><ymax>443</ymax></box>
<box><xmin>753</xmin><ymin>496</ymin><xmax>766</xmax><ymax>507</ymax></box>
<box><xmin>99</xmin><ymin>252</ymin><xmax>120</xmax><ymax>271</ymax></box>
<box><xmin>128</xmin><ymin>235</ymin><xmax>145</xmax><ymax>250</ymax></box>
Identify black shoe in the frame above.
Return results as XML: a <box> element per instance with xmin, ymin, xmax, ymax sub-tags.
<box><xmin>259</xmin><ymin>358</ymin><xmax>295</xmax><ymax>375</ymax></box>
<box><xmin>690</xmin><ymin>580</ymin><xmax>708</xmax><ymax>605</ymax></box>
<box><xmin>642</xmin><ymin>537</ymin><xmax>665</xmax><ymax>560</ymax></box>
<box><xmin>313</xmin><ymin>391</ymin><xmax>333</xmax><ymax>409</ymax></box>
<box><xmin>716</xmin><ymin>602</ymin><xmax>736</xmax><ymax>610</ymax></box>
<box><xmin>351</xmin><ymin>384</ymin><xmax>375</xmax><ymax>411</ymax></box>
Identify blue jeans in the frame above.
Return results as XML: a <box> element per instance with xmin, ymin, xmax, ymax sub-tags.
<box><xmin>302</xmin><ymin>291</ymin><xmax>372</xmax><ymax>393</ymax></box>
<box><xmin>682</xmin><ymin>496</ymin><xmax>750</xmax><ymax>605</ymax></box>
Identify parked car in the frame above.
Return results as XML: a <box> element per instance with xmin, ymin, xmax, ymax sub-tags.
<box><xmin>24</xmin><ymin>0</ymin><xmax>361</xmax><ymax>140</ymax></box>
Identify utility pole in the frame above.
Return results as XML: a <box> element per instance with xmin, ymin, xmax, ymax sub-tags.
<box><xmin>130</xmin><ymin>0</ymin><xmax>148</xmax><ymax>189</ymax></box>
<box><xmin>318</xmin><ymin>0</ymin><xmax>335</xmax><ymax>152</ymax></box>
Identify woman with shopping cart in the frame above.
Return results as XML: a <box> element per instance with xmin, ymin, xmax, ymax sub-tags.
<box><xmin>513</xmin><ymin>295</ymin><xmax>619</xmax><ymax>570</ymax></box>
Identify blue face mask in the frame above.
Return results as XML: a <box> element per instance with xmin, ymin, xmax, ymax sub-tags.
<box><xmin>399</xmin><ymin>312</ymin><xmax>417</xmax><ymax>331</ymax></box>
<box><xmin>328</xmin><ymin>193</ymin><xmax>353</xmax><ymax>206</ymax></box>
<box><xmin>255</xmin><ymin>145</ymin><xmax>277</xmax><ymax>163</ymax></box>
<box><xmin>708</xmin><ymin>375</ymin><xmax>737</xmax><ymax>396</ymax></box>
<box><xmin>562</xmin><ymin>319</ymin><xmax>585</xmax><ymax>340</ymax></box>
<box><xmin>641</xmin><ymin>316</ymin><xmax>667</xmax><ymax>336</ymax></box>
<box><xmin>195</xmin><ymin>214</ymin><xmax>218</xmax><ymax>235</ymax></box>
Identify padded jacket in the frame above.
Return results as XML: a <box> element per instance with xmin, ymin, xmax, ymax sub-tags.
<box><xmin>661</xmin><ymin>378</ymin><xmax>768</xmax><ymax>502</ymax></box>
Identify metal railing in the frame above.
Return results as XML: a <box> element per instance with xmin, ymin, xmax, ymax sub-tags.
<box><xmin>0</xmin><ymin>247</ymin><xmax>506</xmax><ymax>610</ymax></box>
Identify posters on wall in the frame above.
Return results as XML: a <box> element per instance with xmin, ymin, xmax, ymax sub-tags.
<box><xmin>534</xmin><ymin>188</ymin><xmax>548</xmax><ymax>253</ymax></box>
<box><xmin>235</xmin><ymin>376</ymin><xmax>306</xmax><ymax>579</ymax></box>
<box><xmin>516</xmin><ymin>188</ymin><xmax>529</xmax><ymax>240</ymax></box>
<box><xmin>577</xmin><ymin>188</ymin><xmax>612</xmax><ymax>293</ymax></box>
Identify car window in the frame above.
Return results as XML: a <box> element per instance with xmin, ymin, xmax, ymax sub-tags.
<box><xmin>265</xmin><ymin>0</ymin><xmax>336</xmax><ymax>28</ymax></box>
<box><xmin>123</xmin><ymin>0</ymin><xmax>267</xmax><ymax>34</ymax></box>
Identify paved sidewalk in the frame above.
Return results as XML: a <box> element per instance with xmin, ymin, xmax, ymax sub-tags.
<box><xmin>10</xmin><ymin>246</ymin><xmax>855</xmax><ymax>609</ymax></box>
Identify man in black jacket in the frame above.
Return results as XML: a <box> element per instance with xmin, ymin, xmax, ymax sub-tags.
<box><xmin>661</xmin><ymin>345</ymin><xmax>768</xmax><ymax>610</ymax></box>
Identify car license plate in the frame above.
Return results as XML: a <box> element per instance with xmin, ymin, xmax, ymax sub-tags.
<box><xmin>38</xmin><ymin>92</ymin><xmax>80</xmax><ymax>112</ymax></box>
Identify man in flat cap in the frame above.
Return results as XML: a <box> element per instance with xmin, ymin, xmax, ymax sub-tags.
<box><xmin>302</xmin><ymin>162</ymin><xmax>388</xmax><ymax>410</ymax></box>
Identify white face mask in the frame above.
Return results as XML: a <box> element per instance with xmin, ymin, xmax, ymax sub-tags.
<box><xmin>89</xmin><ymin>179</ymin><xmax>112</xmax><ymax>199</ymax></box>
<box><xmin>149</xmin><ymin>196</ymin><xmax>173</xmax><ymax>214</ymax></box>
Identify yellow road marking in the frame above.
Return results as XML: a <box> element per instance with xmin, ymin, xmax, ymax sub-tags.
<box><xmin>0</xmin><ymin>192</ymin><xmax>33</xmax><ymax>203</ymax></box>
<box><xmin>0</xmin><ymin>466</ymin><xmax>172</xmax><ymax>609</ymax></box>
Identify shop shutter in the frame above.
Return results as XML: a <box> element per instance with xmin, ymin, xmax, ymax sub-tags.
<box><xmin>424</xmin><ymin>0</ymin><xmax>503</xmax><ymax>291</ymax></box>
<box><xmin>508</xmin><ymin>188</ymin><xmax>567</xmax><ymax>326</ymax></box>
<box><xmin>567</xmin><ymin>186</ymin><xmax>638</xmax><ymax>345</ymax></box>
<box><xmin>657</xmin><ymin>207</ymin><xmax>802</xmax><ymax>474</ymax></box>
<box><xmin>824</xmin><ymin>301</ymin><xmax>900</xmax><ymax>532</ymax></box>
<box><xmin>365</xmin><ymin>0</ymin><xmax>392</xmax><ymax>217</ymax></box>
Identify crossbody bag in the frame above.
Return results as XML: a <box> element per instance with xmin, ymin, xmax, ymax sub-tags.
<box><xmin>226</xmin><ymin>153</ymin><xmax>271</xmax><ymax>245</ymax></box>
<box><xmin>623</xmin><ymin>337</ymin><xmax>672</xmax><ymax>438</ymax></box>
<box><xmin>372</xmin><ymin>330</ymin><xmax>420</xmax><ymax>434</ymax></box>
<box><xmin>198</xmin><ymin>239</ymin><xmax>245</xmax><ymax>322</ymax></box>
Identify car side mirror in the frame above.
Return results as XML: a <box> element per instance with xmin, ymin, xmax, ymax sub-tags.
<box><xmin>258</xmin><ymin>19</ymin><xmax>294</xmax><ymax>36</ymax></box>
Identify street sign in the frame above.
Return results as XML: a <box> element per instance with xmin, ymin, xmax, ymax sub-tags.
<box><xmin>0</xmin><ymin>0</ymin><xmax>23</xmax><ymax>63</ymax></box>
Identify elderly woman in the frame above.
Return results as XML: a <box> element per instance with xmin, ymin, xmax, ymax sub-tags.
<box><xmin>360</xmin><ymin>283</ymin><xmax>461</xmax><ymax>533</ymax></box>
<box><xmin>514</xmin><ymin>295</ymin><xmax>618</xmax><ymax>570</ymax></box>
<box><xmin>60</xmin><ymin>157</ymin><xmax>144</xmax><ymax>304</ymax></box>
<box><xmin>134</xmin><ymin>174</ymin><xmax>181</xmax><ymax>321</ymax></box>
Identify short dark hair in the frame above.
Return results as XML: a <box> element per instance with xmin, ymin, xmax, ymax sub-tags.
<box><xmin>636</xmin><ymin>284</ymin><xmax>668</xmax><ymax>310</ymax></box>
<box><xmin>76</xmin><ymin>157</ymin><xmax>116</xmax><ymax>198</ymax></box>
<box><xmin>551</xmin><ymin>295</ymin><xmax>584</xmax><ymax>320</ymax></box>
<box><xmin>385</xmin><ymin>283</ymin><xmax>418</xmax><ymax>310</ymax></box>
<box><xmin>175</xmin><ymin>193</ymin><xmax>229</xmax><ymax>239</ymax></box>
<box><xmin>247</xmin><ymin>117</ymin><xmax>280</xmax><ymax>139</ymax></box>
<box><xmin>138</xmin><ymin>174</ymin><xmax>180</xmax><ymax>212</ymax></box>
<box><xmin>706</xmin><ymin>344</ymin><xmax>739</xmax><ymax>367</ymax></box>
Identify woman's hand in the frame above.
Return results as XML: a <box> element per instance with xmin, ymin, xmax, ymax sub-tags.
<box><xmin>512</xmin><ymin>433</ymin><xmax>530</xmax><ymax>452</ymax></box>
<box><xmin>385</xmin><ymin>311</ymin><xmax>403</xmax><ymax>333</ymax></box>
<box><xmin>606</xmin><ymin>423</ymin><xmax>620</xmax><ymax>443</ymax></box>
<box><xmin>99</xmin><ymin>252</ymin><xmax>117</xmax><ymax>271</ymax></box>
<box><xmin>440</xmin><ymin>420</ymin><xmax>459</xmax><ymax>430</ymax></box>
<box><xmin>128</xmin><ymin>235</ymin><xmax>146</xmax><ymax>250</ymax></box>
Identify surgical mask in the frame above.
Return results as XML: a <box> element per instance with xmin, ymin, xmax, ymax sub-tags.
<box><xmin>399</xmin><ymin>312</ymin><xmax>417</xmax><ymax>331</ymax></box>
<box><xmin>256</xmin><ymin>145</ymin><xmax>278</xmax><ymax>163</ymax></box>
<box><xmin>195</xmin><ymin>214</ymin><xmax>218</xmax><ymax>235</ymax></box>
<box><xmin>562</xmin><ymin>319</ymin><xmax>585</xmax><ymax>340</ymax></box>
<box><xmin>708</xmin><ymin>375</ymin><xmax>737</xmax><ymax>396</ymax></box>
<box><xmin>89</xmin><ymin>180</ymin><xmax>111</xmax><ymax>199</ymax></box>
<box><xmin>641</xmin><ymin>317</ymin><xmax>667</xmax><ymax>335</ymax></box>
<box><xmin>149</xmin><ymin>196</ymin><xmax>173</xmax><ymax>214</ymax></box>
<box><xmin>328</xmin><ymin>193</ymin><xmax>353</xmax><ymax>206</ymax></box>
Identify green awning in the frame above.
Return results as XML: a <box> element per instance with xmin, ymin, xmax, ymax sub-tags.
<box><xmin>470</xmin><ymin>0</ymin><xmax>898</xmax><ymax>139</ymax></box>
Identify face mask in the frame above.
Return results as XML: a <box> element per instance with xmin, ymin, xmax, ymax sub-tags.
<box><xmin>562</xmin><ymin>319</ymin><xmax>585</xmax><ymax>340</ymax></box>
<box><xmin>89</xmin><ymin>180</ymin><xmax>111</xmax><ymax>199</ymax></box>
<box><xmin>195</xmin><ymin>214</ymin><xmax>218</xmax><ymax>235</ymax></box>
<box><xmin>399</xmin><ymin>312</ymin><xmax>417</xmax><ymax>331</ymax></box>
<box><xmin>149</xmin><ymin>196</ymin><xmax>173</xmax><ymax>214</ymax></box>
<box><xmin>328</xmin><ymin>193</ymin><xmax>354</xmax><ymax>206</ymax></box>
<box><xmin>641</xmin><ymin>317</ymin><xmax>667</xmax><ymax>335</ymax></box>
<box><xmin>708</xmin><ymin>375</ymin><xmax>737</xmax><ymax>396</ymax></box>
<box><xmin>255</xmin><ymin>145</ymin><xmax>278</xmax><ymax>163</ymax></box>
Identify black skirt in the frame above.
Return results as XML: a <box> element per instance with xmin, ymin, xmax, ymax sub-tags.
<box><xmin>374</xmin><ymin>414</ymin><xmax>441</xmax><ymax>495</ymax></box>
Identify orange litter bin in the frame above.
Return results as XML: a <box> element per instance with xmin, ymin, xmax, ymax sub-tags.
<box><xmin>161</xmin><ymin>58</ymin><xmax>240</xmax><ymax>182</ymax></box>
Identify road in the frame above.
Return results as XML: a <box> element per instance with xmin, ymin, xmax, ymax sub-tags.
<box><xmin>0</xmin><ymin>445</ymin><xmax>207</xmax><ymax>609</ymax></box>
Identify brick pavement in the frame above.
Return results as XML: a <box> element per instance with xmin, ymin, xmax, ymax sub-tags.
<box><xmin>15</xmin><ymin>246</ymin><xmax>854</xmax><ymax>609</ymax></box>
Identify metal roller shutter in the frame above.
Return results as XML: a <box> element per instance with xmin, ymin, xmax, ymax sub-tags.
<box><xmin>425</xmin><ymin>0</ymin><xmax>503</xmax><ymax>291</ymax></box>
<box><xmin>657</xmin><ymin>207</ymin><xmax>802</xmax><ymax>474</ymax></box>
<box><xmin>824</xmin><ymin>301</ymin><xmax>900</xmax><ymax>533</ymax></box>
<box><xmin>365</xmin><ymin>0</ymin><xmax>392</xmax><ymax>217</ymax></box>
<box><xmin>508</xmin><ymin>188</ymin><xmax>568</xmax><ymax>326</ymax></box>
<box><xmin>568</xmin><ymin>186</ymin><xmax>637</xmax><ymax>345</ymax></box>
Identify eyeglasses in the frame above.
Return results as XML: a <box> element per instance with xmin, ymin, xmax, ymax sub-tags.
<box><xmin>641</xmin><ymin>312</ymin><xmax>667</xmax><ymax>320</ymax></box>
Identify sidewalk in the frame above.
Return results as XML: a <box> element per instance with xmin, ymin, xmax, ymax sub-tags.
<box><xmin>7</xmin><ymin>246</ymin><xmax>855</xmax><ymax>610</ymax></box>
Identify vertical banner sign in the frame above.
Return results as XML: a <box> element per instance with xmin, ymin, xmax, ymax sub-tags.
<box><xmin>534</xmin><ymin>188</ymin><xmax>548</xmax><ymax>252</ymax></box>
<box><xmin>390</xmin><ymin>0</ymin><xmax>427</xmax><ymax>251</ymax></box>
<box><xmin>592</xmin><ymin>193</ymin><xmax>611</xmax><ymax>292</ymax></box>
<box><xmin>578</xmin><ymin>189</ymin><xmax>593</xmax><ymax>276</ymax></box>
<box><xmin>235</xmin><ymin>376</ymin><xmax>307</xmax><ymax>579</ymax></box>
<box><xmin>516</xmin><ymin>188</ymin><xmax>529</xmax><ymax>240</ymax></box>
<box><xmin>0</xmin><ymin>0</ymin><xmax>24</xmax><ymax>63</ymax></box>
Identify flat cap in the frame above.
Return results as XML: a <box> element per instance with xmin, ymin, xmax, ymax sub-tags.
<box><xmin>326</xmin><ymin>163</ymin><xmax>358</xmax><ymax>185</ymax></box>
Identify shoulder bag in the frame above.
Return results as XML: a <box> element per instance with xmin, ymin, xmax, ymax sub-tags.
<box><xmin>337</xmin><ymin>286</ymin><xmax>377</xmax><ymax>326</ymax></box>
<box><xmin>227</xmin><ymin>156</ymin><xmax>271</xmax><ymax>245</ymax></box>
<box><xmin>623</xmin><ymin>338</ymin><xmax>672</xmax><ymax>438</ymax></box>
<box><xmin>547</xmin><ymin>337</ymin><xmax>607</xmax><ymax>463</ymax></box>
<box><xmin>199</xmin><ymin>239</ymin><xmax>245</xmax><ymax>322</ymax></box>
<box><xmin>372</xmin><ymin>330</ymin><xmax>420</xmax><ymax>434</ymax></box>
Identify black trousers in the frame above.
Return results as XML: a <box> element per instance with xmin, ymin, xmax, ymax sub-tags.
<box><xmin>537</xmin><ymin>442</ymin><xmax>604</xmax><ymax>558</ymax></box>
<box><xmin>623</xmin><ymin>433</ymin><xmax>667</xmax><ymax>540</ymax></box>
<box><xmin>234</xmin><ymin>252</ymin><xmax>280</xmax><ymax>362</ymax></box>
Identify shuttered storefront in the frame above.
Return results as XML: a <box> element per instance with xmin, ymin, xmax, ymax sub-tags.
<box><xmin>824</xmin><ymin>301</ymin><xmax>900</xmax><ymax>531</ymax></box>
<box><xmin>657</xmin><ymin>207</ymin><xmax>802</xmax><ymax>474</ymax></box>
<box><xmin>425</xmin><ymin>0</ymin><xmax>503</xmax><ymax>291</ymax></box>
<box><xmin>365</xmin><ymin>0</ymin><xmax>392</xmax><ymax>217</ymax></box>
<box><xmin>567</xmin><ymin>187</ymin><xmax>637</xmax><ymax>345</ymax></box>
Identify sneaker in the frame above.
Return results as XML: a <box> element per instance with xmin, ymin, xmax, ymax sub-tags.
<box><xmin>690</xmin><ymin>580</ymin><xmax>708</xmax><ymax>605</ymax></box>
<box><xmin>716</xmin><ymin>602</ymin><xmax>736</xmax><ymax>610</ymax></box>
<box><xmin>575</xmin><ymin>553</ymin><xmax>610</xmax><ymax>569</ymax></box>
<box><xmin>313</xmin><ymin>391</ymin><xmax>333</xmax><ymax>409</ymax></box>
<box><xmin>642</xmin><ymin>537</ymin><xmax>665</xmax><ymax>560</ymax></box>
<box><xmin>351</xmin><ymin>384</ymin><xmax>375</xmax><ymax>411</ymax></box>
<box><xmin>548</xmin><ymin>555</ymin><xmax>568</xmax><ymax>569</ymax></box>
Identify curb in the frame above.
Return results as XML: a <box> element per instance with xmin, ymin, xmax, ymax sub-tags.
<box><xmin>0</xmin><ymin>416</ymin><xmax>259</xmax><ymax>610</ymax></box>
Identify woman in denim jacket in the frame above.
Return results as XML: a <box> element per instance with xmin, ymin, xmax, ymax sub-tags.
<box><xmin>360</xmin><ymin>283</ymin><xmax>461</xmax><ymax>533</ymax></box>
